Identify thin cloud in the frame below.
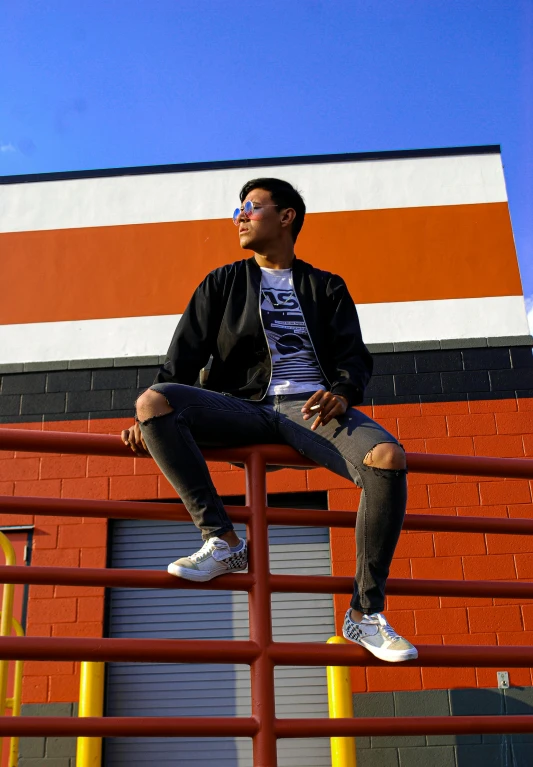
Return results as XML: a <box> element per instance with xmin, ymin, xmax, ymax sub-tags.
<box><xmin>0</xmin><ymin>143</ymin><xmax>16</xmax><ymax>153</ymax></box>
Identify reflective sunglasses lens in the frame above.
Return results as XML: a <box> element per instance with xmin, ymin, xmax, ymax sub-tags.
<box><xmin>233</xmin><ymin>201</ymin><xmax>255</xmax><ymax>225</ymax></box>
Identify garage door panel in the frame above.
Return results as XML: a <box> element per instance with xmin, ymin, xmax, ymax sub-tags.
<box><xmin>105</xmin><ymin>512</ymin><xmax>334</xmax><ymax>767</ymax></box>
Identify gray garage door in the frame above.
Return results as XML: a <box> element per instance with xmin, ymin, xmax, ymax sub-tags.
<box><xmin>104</xmin><ymin>494</ymin><xmax>336</xmax><ymax>767</ymax></box>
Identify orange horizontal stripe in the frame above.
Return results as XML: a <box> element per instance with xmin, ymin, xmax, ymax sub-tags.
<box><xmin>0</xmin><ymin>202</ymin><xmax>521</xmax><ymax>325</ymax></box>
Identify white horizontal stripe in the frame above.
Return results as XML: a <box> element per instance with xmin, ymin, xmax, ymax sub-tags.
<box><xmin>0</xmin><ymin>296</ymin><xmax>528</xmax><ymax>365</ymax></box>
<box><xmin>356</xmin><ymin>295</ymin><xmax>530</xmax><ymax>344</ymax></box>
<box><xmin>0</xmin><ymin>154</ymin><xmax>506</xmax><ymax>234</ymax></box>
<box><xmin>0</xmin><ymin>314</ymin><xmax>179</xmax><ymax>364</ymax></box>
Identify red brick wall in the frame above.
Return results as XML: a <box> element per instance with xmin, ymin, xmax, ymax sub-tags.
<box><xmin>0</xmin><ymin>416</ymin><xmax>298</xmax><ymax>704</ymax></box>
<box><xmin>329</xmin><ymin>397</ymin><xmax>533</xmax><ymax>694</ymax></box>
<box><xmin>1</xmin><ymin>394</ymin><xmax>532</xmax><ymax>703</ymax></box>
<box><xmin>0</xmin><ymin>419</ymin><xmax>113</xmax><ymax>705</ymax></box>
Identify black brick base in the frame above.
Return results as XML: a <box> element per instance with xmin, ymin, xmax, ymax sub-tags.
<box><xmin>366</xmin><ymin>345</ymin><xmax>533</xmax><ymax>406</ymax></box>
<box><xmin>0</xmin><ymin>345</ymin><xmax>532</xmax><ymax>424</ymax></box>
<box><xmin>354</xmin><ymin>687</ymin><xmax>533</xmax><ymax>767</ymax></box>
<box><xmin>19</xmin><ymin>702</ymin><xmax>78</xmax><ymax>767</ymax></box>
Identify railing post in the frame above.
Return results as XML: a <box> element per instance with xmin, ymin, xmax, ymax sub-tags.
<box><xmin>327</xmin><ymin>636</ymin><xmax>357</xmax><ymax>767</ymax></box>
<box><xmin>0</xmin><ymin>614</ymin><xmax>25</xmax><ymax>767</ymax></box>
<box><xmin>246</xmin><ymin>449</ymin><xmax>277</xmax><ymax>767</ymax></box>
<box><xmin>76</xmin><ymin>661</ymin><xmax>105</xmax><ymax>767</ymax></box>
<box><xmin>0</xmin><ymin>532</ymin><xmax>17</xmax><ymax>766</ymax></box>
<box><xmin>0</xmin><ymin>429</ymin><xmax>533</xmax><ymax>753</ymax></box>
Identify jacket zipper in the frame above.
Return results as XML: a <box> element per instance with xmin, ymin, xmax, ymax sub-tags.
<box><xmin>223</xmin><ymin>274</ymin><xmax>273</xmax><ymax>402</ymax></box>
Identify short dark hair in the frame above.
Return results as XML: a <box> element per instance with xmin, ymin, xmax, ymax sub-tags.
<box><xmin>239</xmin><ymin>177</ymin><xmax>306</xmax><ymax>242</ymax></box>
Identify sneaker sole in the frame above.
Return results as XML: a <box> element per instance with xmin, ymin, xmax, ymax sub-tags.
<box><xmin>342</xmin><ymin>629</ymin><xmax>418</xmax><ymax>663</ymax></box>
<box><xmin>167</xmin><ymin>563</ymin><xmax>247</xmax><ymax>582</ymax></box>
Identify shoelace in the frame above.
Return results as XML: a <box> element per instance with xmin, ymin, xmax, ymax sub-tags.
<box><xmin>380</xmin><ymin>624</ymin><xmax>402</xmax><ymax>643</ymax></box>
<box><xmin>189</xmin><ymin>538</ymin><xmax>231</xmax><ymax>564</ymax></box>
<box><xmin>365</xmin><ymin>614</ymin><xmax>402</xmax><ymax>643</ymax></box>
<box><xmin>188</xmin><ymin>539</ymin><xmax>218</xmax><ymax>563</ymax></box>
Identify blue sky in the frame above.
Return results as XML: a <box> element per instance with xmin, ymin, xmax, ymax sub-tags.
<box><xmin>1</xmin><ymin>0</ymin><xmax>532</xmax><ymax>325</ymax></box>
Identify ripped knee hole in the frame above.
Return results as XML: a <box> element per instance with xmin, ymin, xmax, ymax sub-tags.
<box><xmin>135</xmin><ymin>411</ymin><xmax>174</xmax><ymax>426</ymax></box>
<box><xmin>135</xmin><ymin>390</ymin><xmax>174</xmax><ymax>424</ymax></box>
<box><xmin>363</xmin><ymin>442</ymin><xmax>406</xmax><ymax>471</ymax></box>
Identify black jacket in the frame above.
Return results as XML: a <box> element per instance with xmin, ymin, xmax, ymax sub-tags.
<box><xmin>154</xmin><ymin>256</ymin><xmax>373</xmax><ymax>406</ymax></box>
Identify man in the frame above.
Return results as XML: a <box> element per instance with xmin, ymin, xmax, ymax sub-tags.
<box><xmin>122</xmin><ymin>177</ymin><xmax>417</xmax><ymax>663</ymax></box>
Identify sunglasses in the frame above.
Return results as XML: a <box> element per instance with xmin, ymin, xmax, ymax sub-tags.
<box><xmin>232</xmin><ymin>200</ymin><xmax>279</xmax><ymax>226</ymax></box>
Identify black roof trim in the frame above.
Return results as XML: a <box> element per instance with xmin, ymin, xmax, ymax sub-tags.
<box><xmin>0</xmin><ymin>145</ymin><xmax>501</xmax><ymax>186</ymax></box>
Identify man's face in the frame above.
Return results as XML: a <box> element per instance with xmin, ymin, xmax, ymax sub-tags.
<box><xmin>236</xmin><ymin>188</ymin><xmax>284</xmax><ymax>251</ymax></box>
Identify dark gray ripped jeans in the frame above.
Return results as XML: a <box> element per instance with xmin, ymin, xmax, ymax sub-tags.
<box><xmin>138</xmin><ymin>383</ymin><xmax>407</xmax><ymax>615</ymax></box>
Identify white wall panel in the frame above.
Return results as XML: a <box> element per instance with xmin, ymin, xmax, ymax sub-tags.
<box><xmin>0</xmin><ymin>295</ymin><xmax>529</xmax><ymax>365</ymax></box>
<box><xmin>0</xmin><ymin>153</ymin><xmax>506</xmax><ymax>233</ymax></box>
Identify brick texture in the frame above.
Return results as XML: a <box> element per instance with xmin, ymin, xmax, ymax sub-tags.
<box><xmin>330</xmin><ymin>367</ymin><xmax>533</xmax><ymax>693</ymax></box>
<box><xmin>19</xmin><ymin>702</ymin><xmax>77</xmax><ymax>767</ymax></box>
<box><xmin>19</xmin><ymin>503</ymin><xmax>108</xmax><ymax>703</ymax></box>
<box><xmin>1</xmin><ymin>354</ymin><xmax>533</xmax><ymax>700</ymax></box>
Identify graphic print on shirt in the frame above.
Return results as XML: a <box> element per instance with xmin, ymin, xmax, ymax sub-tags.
<box><xmin>260</xmin><ymin>276</ymin><xmax>324</xmax><ymax>392</ymax></box>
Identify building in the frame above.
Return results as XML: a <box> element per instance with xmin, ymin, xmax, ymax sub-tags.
<box><xmin>1</xmin><ymin>145</ymin><xmax>532</xmax><ymax>766</ymax></box>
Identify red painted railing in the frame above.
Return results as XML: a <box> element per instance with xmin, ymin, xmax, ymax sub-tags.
<box><xmin>0</xmin><ymin>428</ymin><xmax>532</xmax><ymax>765</ymax></box>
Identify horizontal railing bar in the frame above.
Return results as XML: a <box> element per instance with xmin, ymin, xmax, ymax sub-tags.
<box><xmin>269</xmin><ymin>643</ymin><xmax>533</xmax><ymax>667</ymax></box>
<box><xmin>1</xmin><ymin>566</ymin><xmax>531</xmax><ymax>600</ymax></box>
<box><xmin>0</xmin><ymin>429</ymin><xmax>303</xmax><ymax>463</ymax></box>
<box><xmin>270</xmin><ymin>574</ymin><xmax>533</xmax><ymax>599</ymax></box>
<box><xmin>0</xmin><ymin>716</ymin><xmax>260</xmax><ymax>738</ymax></box>
<box><xmin>0</xmin><ymin>565</ymin><xmax>254</xmax><ymax>591</ymax></box>
<box><xmin>0</xmin><ymin>637</ymin><xmax>260</xmax><ymax>664</ymax></box>
<box><xmin>267</xmin><ymin>508</ymin><xmax>533</xmax><ymax>535</ymax></box>
<box><xmin>1</xmin><ymin>495</ymin><xmax>532</xmax><ymax>537</ymax></box>
<box><xmin>0</xmin><ymin>429</ymin><xmax>155</xmax><ymax>459</ymax></box>
<box><xmin>408</xmin><ymin>452</ymin><xmax>533</xmax><ymax>479</ymax></box>
<box><xmin>227</xmin><ymin>447</ymin><xmax>533</xmax><ymax>478</ymax></box>
<box><xmin>0</xmin><ymin>495</ymin><xmax>251</xmax><ymax>523</ymax></box>
<box><xmin>402</xmin><ymin>513</ymin><xmax>533</xmax><ymax>535</ymax></box>
<box><xmin>1</xmin><ymin>428</ymin><xmax>532</xmax><ymax>477</ymax></box>
<box><xmin>0</xmin><ymin>715</ymin><xmax>530</xmax><ymax>739</ymax></box>
<box><xmin>275</xmin><ymin>715</ymin><xmax>533</xmax><ymax>738</ymax></box>
<box><xmin>1</xmin><ymin>636</ymin><xmax>531</xmax><ymax>667</ymax></box>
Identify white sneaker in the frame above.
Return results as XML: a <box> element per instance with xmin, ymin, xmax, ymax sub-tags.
<box><xmin>167</xmin><ymin>537</ymin><xmax>247</xmax><ymax>582</ymax></box>
<box><xmin>342</xmin><ymin>610</ymin><xmax>418</xmax><ymax>662</ymax></box>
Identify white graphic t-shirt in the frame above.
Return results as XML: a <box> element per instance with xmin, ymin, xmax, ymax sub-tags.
<box><xmin>260</xmin><ymin>267</ymin><xmax>326</xmax><ymax>396</ymax></box>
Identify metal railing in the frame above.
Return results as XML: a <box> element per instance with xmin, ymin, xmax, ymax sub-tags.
<box><xmin>0</xmin><ymin>428</ymin><xmax>532</xmax><ymax>766</ymax></box>
<box><xmin>77</xmin><ymin>661</ymin><xmax>105</xmax><ymax>767</ymax></box>
<box><xmin>0</xmin><ymin>531</ymin><xmax>25</xmax><ymax>767</ymax></box>
<box><xmin>327</xmin><ymin>637</ymin><xmax>356</xmax><ymax>767</ymax></box>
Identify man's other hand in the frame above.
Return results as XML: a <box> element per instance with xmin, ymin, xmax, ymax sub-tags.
<box><xmin>121</xmin><ymin>423</ymin><xmax>151</xmax><ymax>457</ymax></box>
<box><xmin>301</xmin><ymin>391</ymin><xmax>349</xmax><ymax>431</ymax></box>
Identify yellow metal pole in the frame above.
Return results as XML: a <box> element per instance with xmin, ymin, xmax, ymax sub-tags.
<box><xmin>76</xmin><ymin>661</ymin><xmax>105</xmax><ymax>767</ymax></box>
<box><xmin>7</xmin><ymin>617</ymin><xmax>24</xmax><ymax>767</ymax></box>
<box><xmin>327</xmin><ymin>636</ymin><xmax>357</xmax><ymax>767</ymax></box>
<box><xmin>0</xmin><ymin>612</ymin><xmax>24</xmax><ymax>767</ymax></box>
<box><xmin>0</xmin><ymin>532</ymin><xmax>17</xmax><ymax>766</ymax></box>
